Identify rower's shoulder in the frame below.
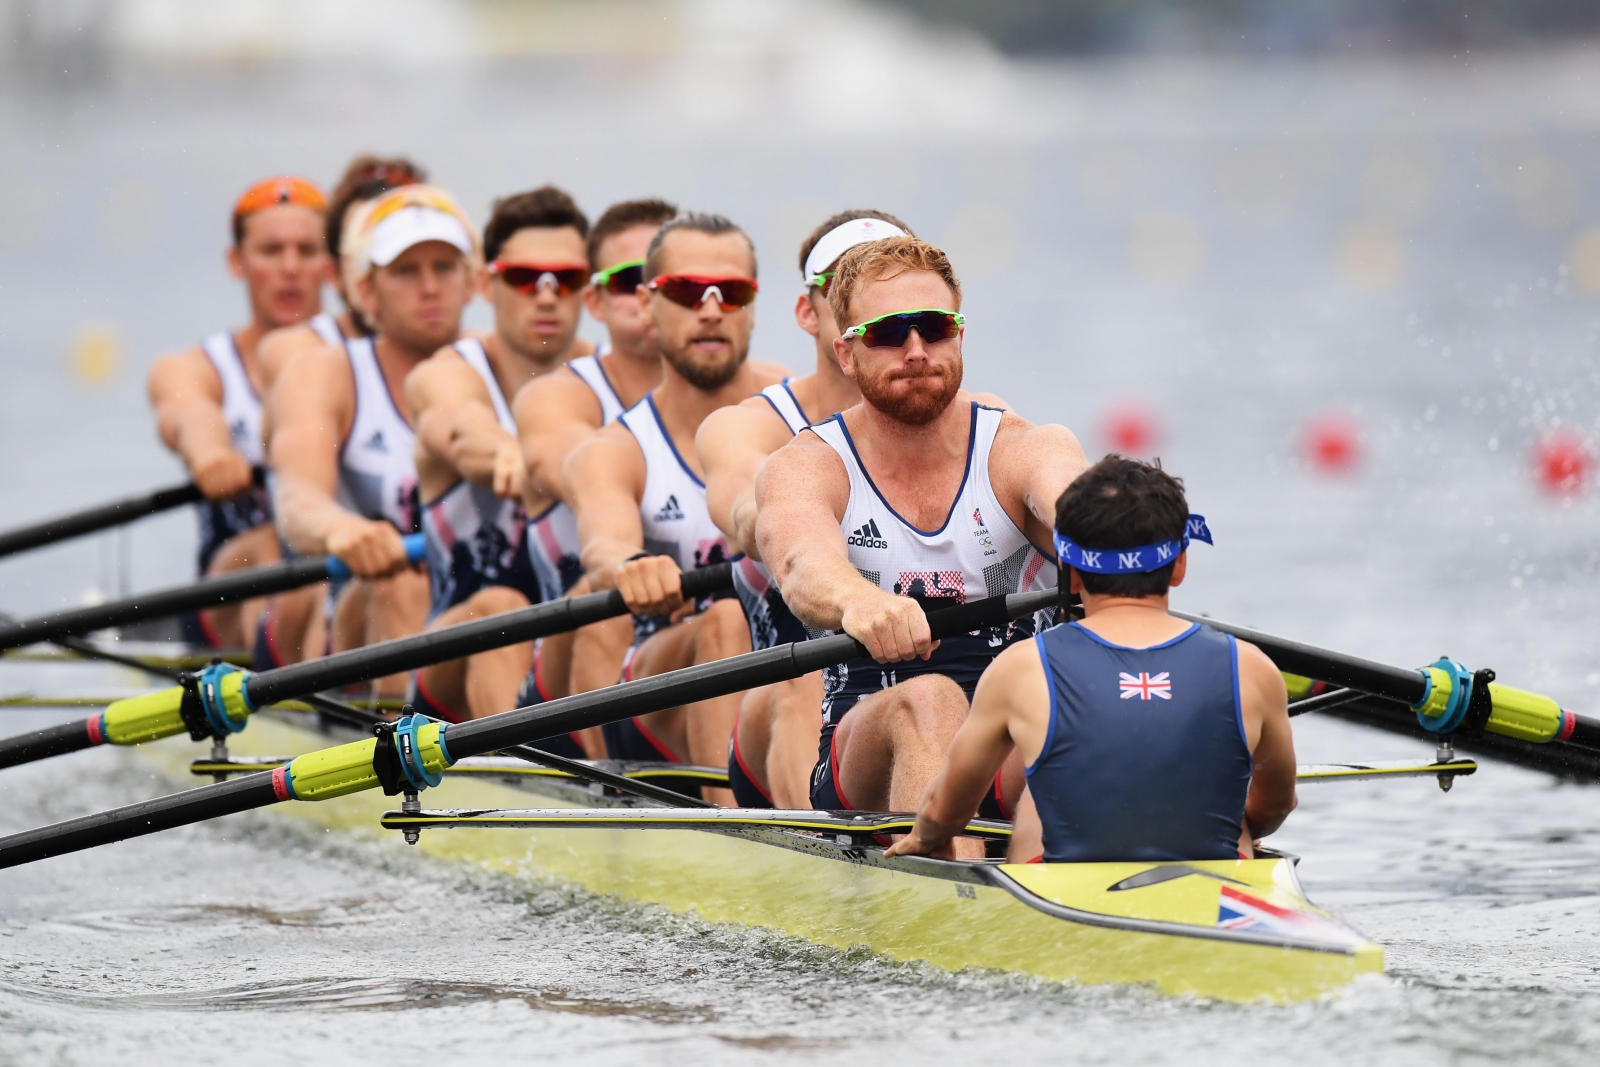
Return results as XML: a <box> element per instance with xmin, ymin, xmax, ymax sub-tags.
<box><xmin>513</xmin><ymin>360</ymin><xmax>602</xmax><ymax>424</ymax></box>
<box><xmin>148</xmin><ymin>342</ymin><xmax>220</xmax><ymax>398</ymax></box>
<box><xmin>749</xmin><ymin>360</ymin><xmax>792</xmax><ymax>389</ymax></box>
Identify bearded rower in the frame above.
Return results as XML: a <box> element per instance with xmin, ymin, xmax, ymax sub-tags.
<box><xmin>267</xmin><ymin>184</ymin><xmax>477</xmax><ymax>696</ymax></box>
<box><xmin>563</xmin><ymin>213</ymin><xmax>786</xmax><ymax>801</ymax></box>
<box><xmin>697</xmin><ymin>210</ymin><xmax>912</xmax><ymax>808</ymax></box>
<box><xmin>888</xmin><ymin>455</ymin><xmax>1297</xmax><ymax>864</ymax></box>
<box><xmin>407</xmin><ymin>186</ymin><xmax>595</xmax><ymax>722</ymax></box>
<box><xmin>252</xmin><ymin>155</ymin><xmax>428</xmax><ymax>668</ymax></box>
<box><xmin>509</xmin><ymin>198</ymin><xmax>675</xmax><ymax>753</ymax></box>
<box><xmin>147</xmin><ymin>175</ymin><xmax>334</xmax><ymax>649</ymax></box>
<box><xmin>756</xmin><ymin>236</ymin><xmax>1086</xmax><ymax>852</ymax></box>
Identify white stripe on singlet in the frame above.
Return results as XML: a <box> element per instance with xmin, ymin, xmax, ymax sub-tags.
<box><xmin>199</xmin><ymin>331</ymin><xmax>264</xmax><ymax>466</ymax></box>
<box><xmin>308</xmin><ymin>312</ymin><xmax>344</xmax><ymax>348</ymax></box>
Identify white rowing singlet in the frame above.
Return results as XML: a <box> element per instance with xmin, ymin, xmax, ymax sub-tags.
<box><xmin>200</xmin><ymin>330</ymin><xmax>264</xmax><ymax>465</ymax></box>
<box><xmin>565</xmin><ymin>353</ymin><xmax>626</xmax><ymax>425</ymax></box>
<box><xmin>757</xmin><ymin>379</ymin><xmax>809</xmax><ymax>434</ymax></box>
<box><xmin>308</xmin><ymin>312</ymin><xmax>343</xmax><ymax>348</ymax></box>
<box><xmin>337</xmin><ymin>336</ymin><xmax>420</xmax><ymax>533</ymax></box>
<box><xmin>805</xmin><ymin>402</ymin><xmax>1056</xmax><ymax>725</ymax></box>
<box><xmin>421</xmin><ymin>340</ymin><xmax>537</xmax><ymax>615</ymax></box>
<box><xmin>524</xmin><ymin>350</ymin><xmax>629</xmax><ymax>601</ymax></box>
<box><xmin>618</xmin><ymin>394</ymin><xmax>730</xmax><ymax>573</ymax></box>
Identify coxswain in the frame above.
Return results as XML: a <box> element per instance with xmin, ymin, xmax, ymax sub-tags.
<box><xmin>887</xmin><ymin>455</ymin><xmax>1297</xmax><ymax>862</ymax></box>
<box><xmin>252</xmin><ymin>154</ymin><xmax>427</xmax><ymax>668</ymax></box>
<box><xmin>407</xmin><ymin>187</ymin><xmax>594</xmax><ymax>721</ymax></box>
<box><xmin>146</xmin><ymin>174</ymin><xmax>331</xmax><ymax>649</ymax></box>
<box><xmin>266</xmin><ymin>184</ymin><xmax>477</xmax><ymax>696</ymax></box>
<box><xmin>756</xmin><ymin>236</ymin><xmax>1083</xmax><ymax>851</ymax></box>
<box><xmin>696</xmin><ymin>210</ymin><xmax>912</xmax><ymax>808</ymax></box>
<box><xmin>508</xmin><ymin>198</ymin><xmax>675</xmax><ymax>754</ymax></box>
<box><xmin>562</xmin><ymin>212</ymin><xmax>785</xmax><ymax>800</ymax></box>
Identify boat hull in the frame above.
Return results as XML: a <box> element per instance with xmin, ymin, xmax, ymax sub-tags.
<box><xmin>154</xmin><ymin>715</ymin><xmax>1383</xmax><ymax>1002</ymax></box>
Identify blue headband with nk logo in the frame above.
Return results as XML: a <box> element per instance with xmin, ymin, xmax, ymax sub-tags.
<box><xmin>1053</xmin><ymin>515</ymin><xmax>1212</xmax><ymax>575</ymax></box>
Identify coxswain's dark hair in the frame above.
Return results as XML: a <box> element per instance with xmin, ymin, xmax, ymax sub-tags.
<box><xmin>484</xmin><ymin>186</ymin><xmax>589</xmax><ymax>264</ymax></box>
<box><xmin>644</xmin><ymin>212</ymin><xmax>757</xmax><ymax>280</ymax></box>
<box><xmin>587</xmin><ymin>198</ymin><xmax>678</xmax><ymax>272</ymax></box>
<box><xmin>1054</xmin><ymin>455</ymin><xmax>1190</xmax><ymax>598</ymax></box>
<box><xmin>797</xmin><ymin>209</ymin><xmax>914</xmax><ymax>277</ymax></box>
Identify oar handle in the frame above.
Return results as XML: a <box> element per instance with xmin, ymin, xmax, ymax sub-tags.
<box><xmin>323</xmin><ymin>533</ymin><xmax>428</xmax><ymax>582</ymax></box>
<box><xmin>0</xmin><ymin>467</ymin><xmax>264</xmax><ymax>561</ymax></box>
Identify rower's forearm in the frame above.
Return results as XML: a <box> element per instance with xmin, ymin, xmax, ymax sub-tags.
<box><xmin>729</xmin><ymin>495</ymin><xmax>761</xmax><ymax>560</ymax></box>
<box><xmin>163</xmin><ymin>402</ymin><xmax>235</xmax><ymax>469</ymax></box>
<box><xmin>1244</xmin><ymin>790</ymin><xmax>1296</xmax><ymax>839</ymax></box>
<box><xmin>781</xmin><ymin>554</ymin><xmax>874</xmax><ymax>631</ymax></box>
<box><xmin>578</xmin><ymin>537</ymin><xmax>643</xmax><ymax>592</ymax></box>
<box><xmin>274</xmin><ymin>480</ymin><xmax>357</xmax><ymax>556</ymax></box>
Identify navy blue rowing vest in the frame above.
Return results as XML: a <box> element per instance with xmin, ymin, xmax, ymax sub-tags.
<box><xmin>1027</xmin><ymin>621</ymin><xmax>1251</xmax><ymax>863</ymax></box>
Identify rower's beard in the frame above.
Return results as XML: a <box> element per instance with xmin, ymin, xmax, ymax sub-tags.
<box><xmin>856</xmin><ymin>353</ymin><xmax>963</xmax><ymax>426</ymax></box>
<box><xmin>663</xmin><ymin>337</ymin><xmax>748</xmax><ymax>391</ymax></box>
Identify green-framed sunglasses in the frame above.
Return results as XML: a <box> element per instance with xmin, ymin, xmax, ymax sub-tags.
<box><xmin>841</xmin><ymin>309</ymin><xmax>965</xmax><ymax>349</ymax></box>
<box><xmin>807</xmin><ymin>270</ymin><xmax>835</xmax><ymax>293</ymax></box>
<box><xmin>591</xmin><ymin>259</ymin><xmax>646</xmax><ymax>295</ymax></box>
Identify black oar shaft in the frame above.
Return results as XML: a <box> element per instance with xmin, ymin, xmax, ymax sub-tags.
<box><xmin>0</xmin><ymin>720</ymin><xmax>101</xmax><ymax>769</ymax></box>
<box><xmin>1172</xmin><ymin>612</ymin><xmax>1428</xmax><ymax>704</ymax></box>
<box><xmin>243</xmin><ymin>562</ymin><xmax>733</xmax><ymax>706</ymax></box>
<box><xmin>0</xmin><ymin>556</ymin><xmax>333</xmax><ymax>651</ymax></box>
<box><xmin>0</xmin><ymin>771</ymin><xmax>281</xmax><ymax>868</ymax></box>
<box><xmin>0</xmin><ymin>469</ymin><xmax>262</xmax><ymax>561</ymax></box>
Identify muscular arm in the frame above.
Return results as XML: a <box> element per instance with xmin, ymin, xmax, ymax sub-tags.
<box><xmin>755</xmin><ymin>435</ymin><xmax>933</xmax><ymax>663</ymax></box>
<box><xmin>268</xmin><ymin>345</ymin><xmax>407</xmax><ymax>576</ymax></box>
<box><xmin>1238</xmin><ymin>640</ymin><xmax>1297</xmax><ymax>840</ymax></box>
<box><xmin>257</xmin><ymin>323</ymin><xmax>340</xmax><ymax>447</ymax></box>
<box><xmin>147</xmin><ymin>347</ymin><xmax>253</xmax><ymax>500</ymax></box>
<box><xmin>406</xmin><ymin>349</ymin><xmax>523</xmax><ymax>503</ymax></box>
<box><xmin>561</xmin><ymin>425</ymin><xmax>687</xmax><ymax>614</ymax></box>
<box><xmin>512</xmin><ymin>370</ymin><xmax>604</xmax><ymax>507</ymax></box>
<box><xmin>986</xmin><ymin>415</ymin><xmax>1089</xmax><ymax>548</ymax></box>
<box><xmin>696</xmin><ymin>398</ymin><xmax>795</xmax><ymax>559</ymax></box>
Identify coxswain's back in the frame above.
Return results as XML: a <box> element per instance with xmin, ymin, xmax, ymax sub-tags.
<box><xmin>1028</xmin><ymin>621</ymin><xmax>1252</xmax><ymax>863</ymax></box>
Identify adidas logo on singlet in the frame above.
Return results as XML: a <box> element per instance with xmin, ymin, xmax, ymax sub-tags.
<box><xmin>654</xmin><ymin>495</ymin><xmax>685</xmax><ymax>521</ymax></box>
<box><xmin>364</xmin><ymin>430</ymin><xmax>388</xmax><ymax>453</ymax></box>
<box><xmin>847</xmin><ymin>518</ymin><xmax>889</xmax><ymax>550</ymax></box>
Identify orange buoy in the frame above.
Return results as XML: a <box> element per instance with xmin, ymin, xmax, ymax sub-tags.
<box><xmin>1532</xmin><ymin>429</ymin><xmax>1591</xmax><ymax>495</ymax></box>
<box><xmin>1100</xmin><ymin>402</ymin><xmax>1161</xmax><ymax>457</ymax></box>
<box><xmin>1303</xmin><ymin>412</ymin><xmax>1361</xmax><ymax>474</ymax></box>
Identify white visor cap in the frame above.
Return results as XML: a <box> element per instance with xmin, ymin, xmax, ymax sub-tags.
<box><xmin>803</xmin><ymin>216</ymin><xmax>908</xmax><ymax>284</ymax></box>
<box><xmin>366</xmin><ymin>205</ymin><xmax>475</xmax><ymax>270</ymax></box>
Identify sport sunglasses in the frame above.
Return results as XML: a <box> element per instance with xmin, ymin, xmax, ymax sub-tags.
<box><xmin>591</xmin><ymin>259</ymin><xmax>645</xmax><ymax>295</ymax></box>
<box><xmin>647</xmin><ymin>274</ymin><xmax>759</xmax><ymax>311</ymax></box>
<box><xmin>842</xmin><ymin>309</ymin><xmax>965</xmax><ymax>348</ymax></box>
<box><xmin>807</xmin><ymin>270</ymin><xmax>835</xmax><ymax>294</ymax></box>
<box><xmin>488</xmin><ymin>261</ymin><xmax>590</xmax><ymax>296</ymax></box>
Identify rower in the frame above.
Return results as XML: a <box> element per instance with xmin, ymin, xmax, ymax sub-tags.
<box><xmin>266</xmin><ymin>183</ymin><xmax>477</xmax><ymax>697</ymax></box>
<box><xmin>697</xmin><ymin>210</ymin><xmax>912</xmax><ymax>808</ymax></box>
<box><xmin>407</xmin><ymin>186</ymin><xmax>594</xmax><ymax>722</ymax></box>
<box><xmin>252</xmin><ymin>155</ymin><xmax>427</xmax><ymax>668</ymax></box>
<box><xmin>509</xmin><ymin>198</ymin><xmax>675</xmax><ymax>752</ymax></box>
<box><xmin>562</xmin><ymin>212</ymin><xmax>786</xmax><ymax>801</ymax></box>
<box><xmin>755</xmin><ymin>236</ymin><xmax>1084</xmax><ymax>853</ymax></box>
<box><xmin>146</xmin><ymin>174</ymin><xmax>331</xmax><ymax>649</ymax></box>
<box><xmin>887</xmin><ymin>455</ymin><xmax>1297</xmax><ymax>863</ymax></box>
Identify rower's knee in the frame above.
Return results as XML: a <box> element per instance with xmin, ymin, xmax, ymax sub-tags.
<box><xmin>884</xmin><ymin>674</ymin><xmax>968</xmax><ymax>734</ymax></box>
<box><xmin>694</xmin><ymin>598</ymin><xmax>752</xmax><ymax>660</ymax></box>
<box><xmin>466</xmin><ymin>585</ymin><xmax>530</xmax><ymax>619</ymax></box>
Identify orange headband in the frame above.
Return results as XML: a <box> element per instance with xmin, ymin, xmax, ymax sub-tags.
<box><xmin>233</xmin><ymin>175</ymin><xmax>328</xmax><ymax>222</ymax></box>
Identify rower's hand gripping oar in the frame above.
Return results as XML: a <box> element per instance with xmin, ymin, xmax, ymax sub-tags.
<box><xmin>0</xmin><ymin>558</ymin><xmax>731</xmax><ymax>772</ymax></box>
<box><xmin>0</xmin><ymin>467</ymin><xmax>265</xmax><ymax>561</ymax></box>
<box><xmin>0</xmin><ymin>587</ymin><xmax>1055</xmax><ymax>869</ymax></box>
<box><xmin>0</xmin><ymin>534</ymin><xmax>428</xmax><ymax>653</ymax></box>
<box><xmin>1172</xmin><ymin>611</ymin><xmax>1600</xmax><ymax>751</ymax></box>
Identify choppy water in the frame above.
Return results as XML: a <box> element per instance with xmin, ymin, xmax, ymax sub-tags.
<box><xmin>1</xmin><ymin>7</ymin><xmax>1599</xmax><ymax>1062</ymax></box>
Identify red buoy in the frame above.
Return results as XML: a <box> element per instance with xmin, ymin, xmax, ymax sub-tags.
<box><xmin>1100</xmin><ymin>402</ymin><xmax>1161</xmax><ymax>456</ymax></box>
<box><xmin>1303</xmin><ymin>413</ymin><xmax>1361</xmax><ymax>474</ymax></box>
<box><xmin>1532</xmin><ymin>429</ymin><xmax>1591</xmax><ymax>495</ymax></box>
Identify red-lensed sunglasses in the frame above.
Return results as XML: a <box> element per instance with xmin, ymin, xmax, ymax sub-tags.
<box><xmin>488</xmin><ymin>261</ymin><xmax>590</xmax><ymax>296</ymax></box>
<box><xmin>647</xmin><ymin>274</ymin><xmax>759</xmax><ymax>311</ymax></box>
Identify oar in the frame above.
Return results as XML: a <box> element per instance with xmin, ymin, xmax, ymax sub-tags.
<box><xmin>0</xmin><ymin>588</ymin><xmax>1053</xmax><ymax>868</ymax></box>
<box><xmin>1171</xmin><ymin>610</ymin><xmax>1600</xmax><ymax>751</ymax></box>
<box><xmin>0</xmin><ymin>560</ymin><xmax>735</xmax><ymax>770</ymax></box>
<box><xmin>0</xmin><ymin>534</ymin><xmax>427</xmax><ymax>652</ymax></box>
<box><xmin>0</xmin><ymin>468</ymin><xmax>264</xmax><ymax>561</ymax></box>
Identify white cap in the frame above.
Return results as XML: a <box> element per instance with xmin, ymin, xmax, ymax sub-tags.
<box><xmin>803</xmin><ymin>216</ymin><xmax>908</xmax><ymax>284</ymax></box>
<box><xmin>364</xmin><ymin>204</ymin><xmax>475</xmax><ymax>270</ymax></box>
